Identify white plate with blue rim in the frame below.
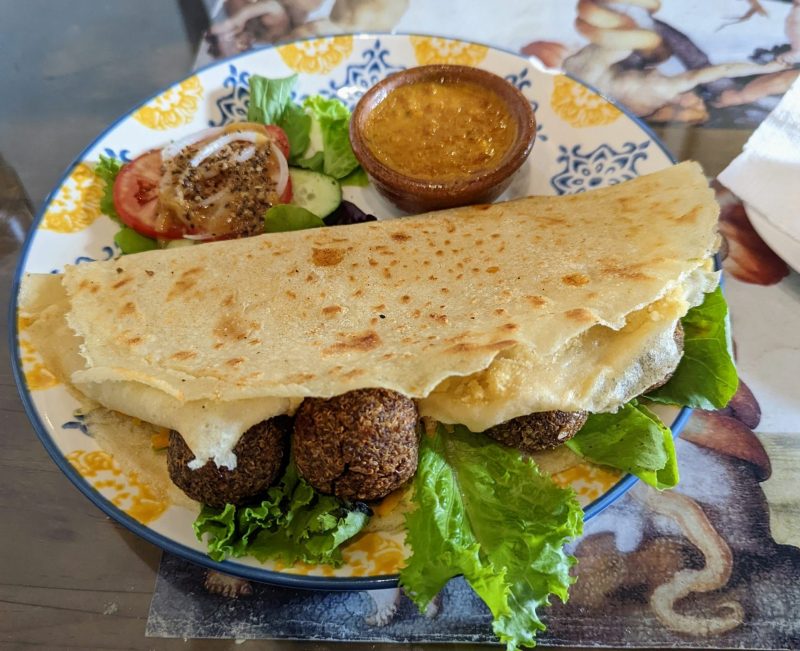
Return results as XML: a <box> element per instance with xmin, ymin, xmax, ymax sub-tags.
<box><xmin>10</xmin><ymin>33</ymin><xmax>685</xmax><ymax>589</ymax></box>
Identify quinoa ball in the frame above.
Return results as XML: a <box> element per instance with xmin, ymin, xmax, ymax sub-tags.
<box><xmin>167</xmin><ymin>416</ymin><xmax>290</xmax><ymax>507</ymax></box>
<box><xmin>484</xmin><ymin>410</ymin><xmax>588</xmax><ymax>453</ymax></box>
<box><xmin>292</xmin><ymin>389</ymin><xmax>419</xmax><ymax>501</ymax></box>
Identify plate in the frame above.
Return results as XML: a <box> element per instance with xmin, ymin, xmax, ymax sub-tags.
<box><xmin>10</xmin><ymin>33</ymin><xmax>686</xmax><ymax>590</ymax></box>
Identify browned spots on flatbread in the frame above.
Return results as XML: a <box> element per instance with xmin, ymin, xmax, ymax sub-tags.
<box><xmin>286</xmin><ymin>290</ymin><xmax>297</xmax><ymax>299</ymax></box>
<box><xmin>171</xmin><ymin>350</ymin><xmax>197</xmax><ymax>361</ymax></box>
<box><xmin>341</xmin><ymin>368</ymin><xmax>366</xmax><ymax>379</ymax></box>
<box><xmin>382</xmin><ymin>267</ymin><xmax>392</xmax><ymax>279</ymax></box>
<box><xmin>562</xmin><ymin>273</ymin><xmax>590</xmax><ymax>286</ymax></box>
<box><xmin>112</xmin><ymin>277</ymin><xmax>132</xmax><ymax>290</ymax></box>
<box><xmin>312</xmin><ymin>248</ymin><xmax>345</xmax><ymax>267</ymax></box>
<box><xmin>181</xmin><ymin>266</ymin><xmax>203</xmax><ymax>277</ymax></box>
<box><xmin>322</xmin><ymin>305</ymin><xmax>343</xmax><ymax>317</ymax></box>
<box><xmin>500</xmin><ymin>322</ymin><xmax>519</xmax><ymax>331</ymax></box>
<box><xmin>285</xmin><ymin>372</ymin><xmax>316</xmax><ymax>383</ymax></box>
<box><xmin>475</xmin><ymin>204</ymin><xmax>492</xmax><ymax>211</ymax></box>
<box><xmin>495</xmin><ymin>308</ymin><xmax>508</xmax><ymax>316</ymax></box>
<box><xmin>368</xmin><ymin>258</ymin><xmax>379</xmax><ymax>267</ymax></box>
<box><xmin>600</xmin><ymin>260</ymin><xmax>651</xmax><ymax>281</ymax></box>
<box><xmin>118</xmin><ymin>302</ymin><xmax>136</xmax><ymax>317</ymax></box>
<box><xmin>429</xmin><ymin>313</ymin><xmax>448</xmax><ymax>324</ymax></box>
<box><xmin>672</xmin><ymin>206</ymin><xmax>702</xmax><ymax>224</ymax></box>
<box><xmin>323</xmin><ymin>330</ymin><xmax>382</xmax><ymax>355</ymax></box>
<box><xmin>353</xmin><ymin>288</ymin><xmax>364</xmax><ymax>297</ymax></box>
<box><xmin>305</xmin><ymin>272</ymin><xmax>317</xmax><ymax>282</ymax></box>
<box><xmin>445</xmin><ymin>339</ymin><xmax>516</xmax><ymax>354</ymax></box>
<box><xmin>525</xmin><ymin>295</ymin><xmax>547</xmax><ymax>308</ymax></box>
<box><xmin>565</xmin><ymin>308</ymin><xmax>594</xmax><ymax>323</ymax></box>
<box><xmin>400</xmin><ymin>295</ymin><xmax>411</xmax><ymax>304</ymax></box>
<box><xmin>213</xmin><ymin>342</ymin><xmax>224</xmax><ymax>350</ymax></box>
<box><xmin>126</xmin><ymin>336</ymin><xmax>142</xmax><ymax>346</ymax></box>
<box><xmin>225</xmin><ymin>357</ymin><xmax>245</xmax><ymax>367</ymax></box>
<box><xmin>486</xmin><ymin>266</ymin><xmax>499</xmax><ymax>274</ymax></box>
<box><xmin>214</xmin><ymin>315</ymin><xmax>254</xmax><ymax>341</ymax></box>
<box><xmin>382</xmin><ymin>353</ymin><xmax>395</xmax><ymax>360</ymax></box>
<box><xmin>412</xmin><ymin>309</ymin><xmax>421</xmax><ymax>318</ymax></box>
<box><xmin>144</xmin><ymin>269</ymin><xmax>155</xmax><ymax>277</ymax></box>
<box><xmin>167</xmin><ymin>277</ymin><xmax>197</xmax><ymax>301</ymax></box>
<box><xmin>222</xmin><ymin>293</ymin><xmax>235</xmax><ymax>307</ymax></box>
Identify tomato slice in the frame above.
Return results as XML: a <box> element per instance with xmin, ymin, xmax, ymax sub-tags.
<box><xmin>113</xmin><ymin>150</ymin><xmax>186</xmax><ymax>239</ymax></box>
<box><xmin>263</xmin><ymin>124</ymin><xmax>290</xmax><ymax>159</ymax></box>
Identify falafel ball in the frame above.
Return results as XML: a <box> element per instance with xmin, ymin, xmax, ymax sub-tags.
<box><xmin>646</xmin><ymin>321</ymin><xmax>686</xmax><ymax>392</ymax></box>
<box><xmin>167</xmin><ymin>416</ymin><xmax>290</xmax><ymax>508</ymax></box>
<box><xmin>484</xmin><ymin>410</ymin><xmax>588</xmax><ymax>453</ymax></box>
<box><xmin>293</xmin><ymin>389</ymin><xmax>419</xmax><ymax>501</ymax></box>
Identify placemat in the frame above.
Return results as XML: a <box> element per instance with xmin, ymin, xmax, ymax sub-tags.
<box><xmin>146</xmin><ymin>187</ymin><xmax>800</xmax><ymax>649</ymax></box>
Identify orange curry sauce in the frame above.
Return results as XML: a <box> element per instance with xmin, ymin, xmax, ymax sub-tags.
<box><xmin>363</xmin><ymin>79</ymin><xmax>517</xmax><ymax>182</ymax></box>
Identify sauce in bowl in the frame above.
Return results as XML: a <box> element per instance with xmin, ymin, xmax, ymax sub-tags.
<box><xmin>362</xmin><ymin>79</ymin><xmax>518</xmax><ymax>183</ymax></box>
<box><xmin>350</xmin><ymin>65</ymin><xmax>536</xmax><ymax>213</ymax></box>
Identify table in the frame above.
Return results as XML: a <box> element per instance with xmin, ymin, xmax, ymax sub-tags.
<box><xmin>2</xmin><ymin>1</ymin><xmax>798</xmax><ymax>649</ymax></box>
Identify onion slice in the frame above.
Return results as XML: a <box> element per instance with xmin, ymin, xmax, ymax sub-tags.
<box><xmin>272</xmin><ymin>143</ymin><xmax>289</xmax><ymax>197</ymax></box>
<box><xmin>190</xmin><ymin>132</ymin><xmax>264</xmax><ymax>167</ymax></box>
<box><xmin>162</xmin><ymin>127</ymin><xmax>223</xmax><ymax>160</ymax></box>
<box><xmin>234</xmin><ymin>145</ymin><xmax>256</xmax><ymax>164</ymax></box>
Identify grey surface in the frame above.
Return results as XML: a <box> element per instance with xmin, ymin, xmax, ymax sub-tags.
<box><xmin>0</xmin><ymin>0</ymin><xmax>199</xmax><ymax>211</ymax></box>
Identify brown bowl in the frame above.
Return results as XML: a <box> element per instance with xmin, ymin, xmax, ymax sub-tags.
<box><xmin>350</xmin><ymin>64</ymin><xmax>536</xmax><ymax>213</ymax></box>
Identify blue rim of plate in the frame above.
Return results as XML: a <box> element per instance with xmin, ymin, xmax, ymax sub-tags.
<box><xmin>9</xmin><ymin>32</ymin><xmax>688</xmax><ymax>591</ymax></box>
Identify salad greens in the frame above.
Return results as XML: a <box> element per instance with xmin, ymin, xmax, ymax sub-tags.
<box><xmin>401</xmin><ymin>424</ymin><xmax>583</xmax><ymax>651</ymax></box>
<box><xmin>194</xmin><ymin>461</ymin><xmax>369</xmax><ymax>565</ymax></box>
<box><xmin>113</xmin><ymin>226</ymin><xmax>158</xmax><ymax>254</ymax></box>
<box><xmin>264</xmin><ymin>204</ymin><xmax>325</xmax><ymax>233</ymax></box>
<box><xmin>95</xmin><ymin>155</ymin><xmax>159</xmax><ymax>254</ymax></box>
<box><xmin>566</xmin><ymin>402</ymin><xmax>679</xmax><ymax>490</ymax></box>
<box><xmin>646</xmin><ymin>286</ymin><xmax>738</xmax><ymax>410</ymax></box>
<box><xmin>246</xmin><ymin>74</ymin><xmax>363</xmax><ymax>180</ymax></box>
<box><xmin>247</xmin><ymin>74</ymin><xmax>299</xmax><ymax>128</ymax></box>
<box><xmin>95</xmin><ymin>155</ymin><xmax>123</xmax><ymax>223</ymax></box>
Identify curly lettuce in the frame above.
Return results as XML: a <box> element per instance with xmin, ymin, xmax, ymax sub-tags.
<box><xmin>401</xmin><ymin>425</ymin><xmax>583</xmax><ymax>650</ymax></box>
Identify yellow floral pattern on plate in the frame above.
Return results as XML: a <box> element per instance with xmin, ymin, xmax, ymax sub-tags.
<box><xmin>41</xmin><ymin>162</ymin><xmax>103</xmax><ymax>233</ymax></box>
<box><xmin>273</xmin><ymin>531</ymin><xmax>406</xmax><ymax>577</ymax></box>
<box><xmin>67</xmin><ymin>450</ymin><xmax>168</xmax><ymax>524</ymax></box>
<box><xmin>552</xmin><ymin>462</ymin><xmax>622</xmax><ymax>506</ymax></box>
<box><xmin>410</xmin><ymin>36</ymin><xmax>488</xmax><ymax>66</ymax></box>
<box><xmin>550</xmin><ymin>75</ymin><xmax>622</xmax><ymax>127</ymax></box>
<box><xmin>17</xmin><ymin>315</ymin><xmax>59</xmax><ymax>390</ymax></box>
<box><xmin>278</xmin><ymin>36</ymin><xmax>353</xmax><ymax>74</ymax></box>
<box><xmin>133</xmin><ymin>76</ymin><xmax>203</xmax><ymax>130</ymax></box>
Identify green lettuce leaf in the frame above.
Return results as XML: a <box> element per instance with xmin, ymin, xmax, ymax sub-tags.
<box><xmin>340</xmin><ymin>166</ymin><xmax>369</xmax><ymax>187</ymax></box>
<box><xmin>303</xmin><ymin>96</ymin><xmax>360</xmax><ymax>180</ymax></box>
<box><xmin>566</xmin><ymin>402</ymin><xmax>679</xmax><ymax>490</ymax></box>
<box><xmin>247</xmin><ymin>73</ymin><xmax>299</xmax><ymax>126</ymax></box>
<box><xmin>278</xmin><ymin>101</ymin><xmax>311</xmax><ymax>161</ymax></box>
<box><xmin>114</xmin><ymin>226</ymin><xmax>158</xmax><ymax>254</ymax></box>
<box><xmin>646</xmin><ymin>287</ymin><xmax>738</xmax><ymax>409</ymax></box>
<box><xmin>264</xmin><ymin>204</ymin><xmax>325</xmax><ymax>232</ymax></box>
<box><xmin>194</xmin><ymin>462</ymin><xmax>369</xmax><ymax>566</ymax></box>
<box><xmin>94</xmin><ymin>155</ymin><xmax>123</xmax><ymax>223</ymax></box>
<box><xmin>401</xmin><ymin>425</ymin><xmax>583</xmax><ymax>650</ymax></box>
<box><xmin>293</xmin><ymin>151</ymin><xmax>325</xmax><ymax>172</ymax></box>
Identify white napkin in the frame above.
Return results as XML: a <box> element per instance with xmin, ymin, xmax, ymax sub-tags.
<box><xmin>718</xmin><ymin>77</ymin><xmax>800</xmax><ymax>244</ymax></box>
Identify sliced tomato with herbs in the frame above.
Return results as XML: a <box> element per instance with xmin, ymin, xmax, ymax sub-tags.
<box><xmin>113</xmin><ymin>150</ymin><xmax>186</xmax><ymax>239</ymax></box>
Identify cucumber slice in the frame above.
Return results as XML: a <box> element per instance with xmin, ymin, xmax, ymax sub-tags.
<box><xmin>289</xmin><ymin>168</ymin><xmax>341</xmax><ymax>218</ymax></box>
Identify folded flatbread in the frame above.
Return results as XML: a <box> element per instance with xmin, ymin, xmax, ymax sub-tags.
<box><xmin>20</xmin><ymin>161</ymin><xmax>720</xmax><ymax>468</ymax></box>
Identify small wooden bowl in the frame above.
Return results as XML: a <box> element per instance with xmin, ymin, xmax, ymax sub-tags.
<box><xmin>350</xmin><ymin>65</ymin><xmax>536</xmax><ymax>213</ymax></box>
